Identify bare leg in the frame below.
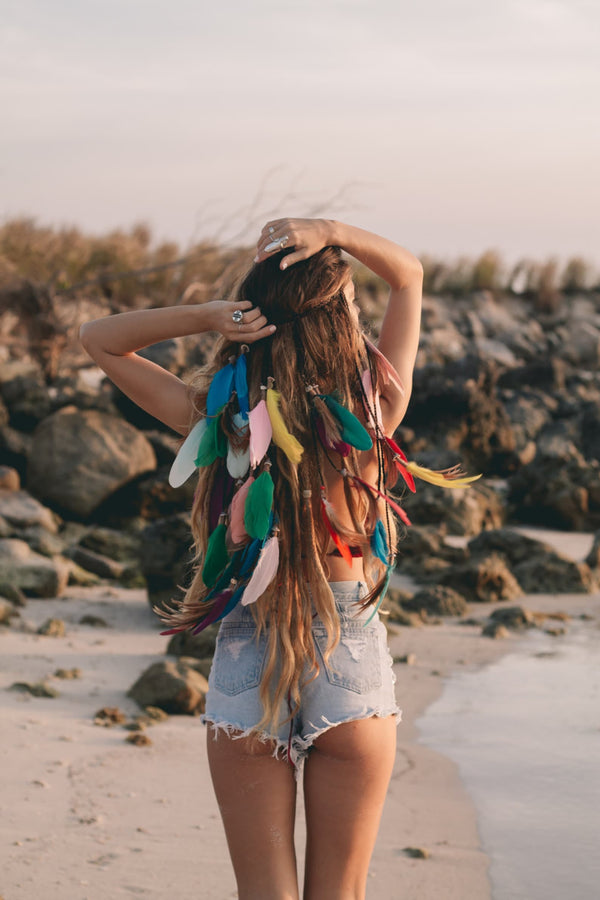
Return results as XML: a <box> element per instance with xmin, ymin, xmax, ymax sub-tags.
<box><xmin>206</xmin><ymin>727</ymin><xmax>300</xmax><ymax>900</ymax></box>
<box><xmin>302</xmin><ymin>716</ymin><xmax>397</xmax><ymax>900</ymax></box>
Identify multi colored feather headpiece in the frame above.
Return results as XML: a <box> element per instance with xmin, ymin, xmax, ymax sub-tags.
<box><xmin>162</xmin><ymin>338</ymin><xmax>480</xmax><ymax>634</ymax></box>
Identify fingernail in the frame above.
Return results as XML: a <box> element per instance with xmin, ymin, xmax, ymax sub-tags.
<box><xmin>253</xmin><ymin>255</ymin><xmax>259</xmax><ymax>263</ymax></box>
<box><xmin>270</xmin><ymin>325</ymin><xmax>276</xmax><ymax>332</ymax></box>
<box><xmin>280</xmin><ymin>261</ymin><xmax>287</xmax><ymax>270</ymax></box>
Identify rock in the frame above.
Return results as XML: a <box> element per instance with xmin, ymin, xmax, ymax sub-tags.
<box><xmin>403</xmin><ymin>585</ymin><xmax>468</xmax><ymax>617</ymax></box>
<box><xmin>393</xmin><ymin>653</ymin><xmax>417</xmax><ymax>665</ymax></box>
<box><xmin>96</xmin><ymin>465</ymin><xmax>196</xmax><ymax>523</ymax></box>
<box><xmin>166</xmin><ymin>624</ymin><xmax>220</xmax><ymax>660</ymax></box>
<box><xmin>585</xmin><ymin>532</ymin><xmax>600</xmax><ymax>568</ymax></box>
<box><xmin>79</xmin><ymin>614</ymin><xmax>109</xmax><ymax>627</ymax></box>
<box><xmin>138</xmin><ymin>340</ymin><xmax>186</xmax><ymax>373</ymax></box>
<box><xmin>37</xmin><ymin>617</ymin><xmax>66</xmax><ymax>637</ymax></box>
<box><xmin>0</xmin><ymin>489</ymin><xmax>58</xmax><ymax>533</ymax></box>
<box><xmin>94</xmin><ymin>707</ymin><xmax>127</xmax><ymax>726</ymax></box>
<box><xmin>66</xmin><ymin>560</ymin><xmax>103</xmax><ymax>587</ymax></box>
<box><xmin>68</xmin><ymin>545</ymin><xmax>125</xmax><ymax>579</ymax></box>
<box><xmin>0</xmin><ymin>465</ymin><xmax>20</xmax><ymax>491</ymax></box>
<box><xmin>143</xmin><ymin>705</ymin><xmax>169</xmax><ymax>723</ymax></box>
<box><xmin>508</xmin><ymin>450</ymin><xmax>600</xmax><ymax>530</ymax></box>
<box><xmin>0</xmin><ymin>581</ymin><xmax>27</xmax><ymax>606</ymax></box>
<box><xmin>544</xmin><ymin>626</ymin><xmax>567</xmax><ymax>637</ymax></box>
<box><xmin>54</xmin><ymin>667</ymin><xmax>81</xmax><ymax>679</ymax></box>
<box><xmin>9</xmin><ymin>681</ymin><xmax>59</xmax><ymax>698</ymax></box>
<box><xmin>127</xmin><ymin>660</ymin><xmax>209</xmax><ymax>715</ymax></box>
<box><xmin>17</xmin><ymin>526</ymin><xmax>65</xmax><ymax>557</ymax></box>
<box><xmin>468</xmin><ymin>528</ymin><xmax>596</xmax><ymax>593</ymax></box>
<box><xmin>402</xmin><ymin>482</ymin><xmax>505</xmax><ymax>536</ymax></box>
<box><xmin>0</xmin><ymin>424</ymin><xmax>32</xmax><ymax>476</ymax></box>
<box><xmin>0</xmin><ymin>597</ymin><xmax>19</xmax><ymax>623</ymax></box>
<box><xmin>481</xmin><ymin>622</ymin><xmax>511</xmax><ymax>638</ymax></box>
<box><xmin>0</xmin><ymin>538</ymin><xmax>69</xmax><ymax>597</ymax></box>
<box><xmin>186</xmin><ymin>657</ymin><xmax>213</xmax><ymax>679</ymax></box>
<box><xmin>138</xmin><ymin>513</ymin><xmax>194</xmax><ymax>612</ymax></box>
<box><xmin>125</xmin><ymin>733</ymin><xmax>152</xmax><ymax>747</ymax></box>
<box><xmin>77</xmin><ymin>526</ymin><xmax>142</xmax><ymax>562</ymax></box>
<box><xmin>0</xmin><ymin>360</ymin><xmax>53</xmax><ymax>430</ymax></box>
<box><xmin>435</xmin><ymin>554</ymin><xmax>523</xmax><ymax>603</ymax></box>
<box><xmin>488</xmin><ymin>606</ymin><xmax>536</xmax><ymax>630</ymax></box>
<box><xmin>401</xmin><ymin>846</ymin><xmax>430</xmax><ymax>859</ymax></box>
<box><xmin>26</xmin><ymin>406</ymin><xmax>156</xmax><ymax>518</ymax></box>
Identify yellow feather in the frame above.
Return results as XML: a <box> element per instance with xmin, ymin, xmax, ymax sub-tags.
<box><xmin>266</xmin><ymin>388</ymin><xmax>304</xmax><ymax>465</ymax></box>
<box><xmin>405</xmin><ymin>462</ymin><xmax>482</xmax><ymax>489</ymax></box>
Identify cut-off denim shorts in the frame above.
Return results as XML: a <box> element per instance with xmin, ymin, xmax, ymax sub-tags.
<box><xmin>202</xmin><ymin>581</ymin><xmax>402</xmax><ymax>777</ymax></box>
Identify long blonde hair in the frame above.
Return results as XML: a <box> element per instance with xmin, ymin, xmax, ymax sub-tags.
<box><xmin>159</xmin><ymin>247</ymin><xmax>399</xmax><ymax>732</ymax></box>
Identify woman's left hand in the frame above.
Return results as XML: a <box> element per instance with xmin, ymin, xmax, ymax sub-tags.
<box><xmin>204</xmin><ymin>299</ymin><xmax>276</xmax><ymax>343</ymax></box>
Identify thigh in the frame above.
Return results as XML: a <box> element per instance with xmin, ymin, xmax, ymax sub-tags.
<box><xmin>207</xmin><ymin>727</ymin><xmax>300</xmax><ymax>900</ymax></box>
<box><xmin>302</xmin><ymin>715</ymin><xmax>397</xmax><ymax>900</ymax></box>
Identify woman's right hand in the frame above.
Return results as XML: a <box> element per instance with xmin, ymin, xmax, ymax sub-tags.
<box><xmin>254</xmin><ymin>218</ymin><xmax>335</xmax><ymax>269</ymax></box>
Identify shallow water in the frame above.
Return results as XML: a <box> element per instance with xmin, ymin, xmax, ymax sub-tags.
<box><xmin>416</xmin><ymin>621</ymin><xmax>600</xmax><ymax>900</ymax></box>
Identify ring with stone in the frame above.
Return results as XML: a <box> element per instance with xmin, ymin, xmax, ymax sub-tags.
<box><xmin>268</xmin><ymin>226</ymin><xmax>275</xmax><ymax>234</ymax></box>
<box><xmin>232</xmin><ymin>309</ymin><xmax>244</xmax><ymax>324</ymax></box>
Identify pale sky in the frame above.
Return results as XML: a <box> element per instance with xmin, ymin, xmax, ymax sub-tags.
<box><xmin>2</xmin><ymin>0</ymin><xmax>599</xmax><ymax>268</ymax></box>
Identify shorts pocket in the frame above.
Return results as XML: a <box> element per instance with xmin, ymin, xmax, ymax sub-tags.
<box><xmin>313</xmin><ymin>626</ymin><xmax>383</xmax><ymax>694</ymax></box>
<box><xmin>212</xmin><ymin>624</ymin><xmax>268</xmax><ymax>696</ymax></box>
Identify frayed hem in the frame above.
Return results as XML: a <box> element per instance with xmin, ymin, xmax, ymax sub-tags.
<box><xmin>201</xmin><ymin>715</ymin><xmax>300</xmax><ymax>769</ymax></box>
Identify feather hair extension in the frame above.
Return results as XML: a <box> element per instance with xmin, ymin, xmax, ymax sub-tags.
<box><xmin>195</xmin><ymin>409</ymin><xmax>228</xmax><ymax>467</ymax></box>
<box><xmin>226</xmin><ymin>413</ymin><xmax>250</xmax><ymax>479</ymax></box>
<box><xmin>363</xmin><ymin>564</ymin><xmax>393</xmax><ymax>627</ymax></box>
<box><xmin>321</xmin><ymin>394</ymin><xmax>373</xmax><ymax>451</ymax></box>
<box><xmin>201</xmin><ymin>518</ymin><xmax>229</xmax><ymax>588</ymax></box>
<box><xmin>384</xmin><ymin>436</ymin><xmax>481</xmax><ymax>490</ymax></box>
<box><xmin>361</xmin><ymin>368</ymin><xmax>384</xmax><ymax>433</ymax></box>
<box><xmin>320</xmin><ymin>494</ymin><xmax>353</xmax><ymax>565</ymax></box>
<box><xmin>168</xmin><ymin>418</ymin><xmax>208</xmax><ymax>488</ymax></box>
<box><xmin>383</xmin><ymin>436</ymin><xmax>416</xmax><ymax>492</ymax></box>
<box><xmin>234</xmin><ymin>350</ymin><xmax>250</xmax><ymax>418</ymax></box>
<box><xmin>266</xmin><ymin>379</ymin><xmax>304</xmax><ymax>465</ymax></box>
<box><xmin>229</xmin><ymin>475</ymin><xmax>254</xmax><ymax>544</ymax></box>
<box><xmin>191</xmin><ymin>584</ymin><xmax>237</xmax><ymax>634</ymax></box>
<box><xmin>206</xmin><ymin>360</ymin><xmax>235</xmax><ymax>417</ymax></box>
<box><xmin>241</xmin><ymin>534</ymin><xmax>280</xmax><ymax>606</ymax></box>
<box><xmin>347</xmin><ymin>471</ymin><xmax>412</xmax><ymax>527</ymax></box>
<box><xmin>364</xmin><ymin>338</ymin><xmax>405</xmax><ymax>395</ymax></box>
<box><xmin>248</xmin><ymin>386</ymin><xmax>272</xmax><ymax>468</ymax></box>
<box><xmin>244</xmin><ymin>467</ymin><xmax>275</xmax><ymax>540</ymax></box>
<box><xmin>371</xmin><ymin>518</ymin><xmax>389</xmax><ymax>565</ymax></box>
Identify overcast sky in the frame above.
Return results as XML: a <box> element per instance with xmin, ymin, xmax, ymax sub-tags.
<box><xmin>2</xmin><ymin>0</ymin><xmax>599</xmax><ymax>267</ymax></box>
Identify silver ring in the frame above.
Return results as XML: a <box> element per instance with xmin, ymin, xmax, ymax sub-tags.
<box><xmin>232</xmin><ymin>309</ymin><xmax>244</xmax><ymax>324</ymax></box>
<box><xmin>268</xmin><ymin>226</ymin><xmax>275</xmax><ymax>234</ymax></box>
<box><xmin>265</xmin><ymin>235</ymin><xmax>290</xmax><ymax>253</ymax></box>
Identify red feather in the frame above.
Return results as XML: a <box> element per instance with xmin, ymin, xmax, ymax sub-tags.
<box><xmin>384</xmin><ymin>436</ymin><xmax>416</xmax><ymax>492</ymax></box>
<box><xmin>349</xmin><ymin>473</ymin><xmax>412</xmax><ymax>527</ymax></box>
<box><xmin>320</xmin><ymin>497</ymin><xmax>353</xmax><ymax>565</ymax></box>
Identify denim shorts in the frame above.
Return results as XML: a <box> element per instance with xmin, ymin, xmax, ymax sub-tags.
<box><xmin>202</xmin><ymin>581</ymin><xmax>402</xmax><ymax>777</ymax></box>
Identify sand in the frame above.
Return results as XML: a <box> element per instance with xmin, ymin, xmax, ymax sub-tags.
<box><xmin>1</xmin><ymin>527</ymin><xmax>597</xmax><ymax>900</ymax></box>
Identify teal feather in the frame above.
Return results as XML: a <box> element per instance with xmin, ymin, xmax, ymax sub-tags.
<box><xmin>363</xmin><ymin>565</ymin><xmax>393</xmax><ymax>627</ymax></box>
<box><xmin>244</xmin><ymin>470</ymin><xmax>274</xmax><ymax>540</ymax></box>
<box><xmin>321</xmin><ymin>394</ymin><xmax>373</xmax><ymax>451</ymax></box>
<box><xmin>235</xmin><ymin>354</ymin><xmax>249</xmax><ymax>418</ymax></box>
<box><xmin>202</xmin><ymin>522</ymin><xmax>230</xmax><ymax>588</ymax></box>
<box><xmin>371</xmin><ymin>518</ymin><xmax>389</xmax><ymax>565</ymax></box>
<box><xmin>194</xmin><ymin>409</ymin><xmax>227</xmax><ymax>467</ymax></box>
<box><xmin>207</xmin><ymin>363</ymin><xmax>235</xmax><ymax>417</ymax></box>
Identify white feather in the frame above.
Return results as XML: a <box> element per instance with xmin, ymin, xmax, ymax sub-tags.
<box><xmin>241</xmin><ymin>536</ymin><xmax>279</xmax><ymax>606</ymax></box>
<box><xmin>227</xmin><ymin>413</ymin><xmax>250</xmax><ymax>479</ymax></box>
<box><xmin>168</xmin><ymin>418</ymin><xmax>207</xmax><ymax>487</ymax></box>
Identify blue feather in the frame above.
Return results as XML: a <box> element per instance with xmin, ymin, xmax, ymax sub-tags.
<box><xmin>363</xmin><ymin>565</ymin><xmax>393</xmax><ymax>627</ymax></box>
<box><xmin>207</xmin><ymin>363</ymin><xmax>235</xmax><ymax>417</ymax></box>
<box><xmin>234</xmin><ymin>354</ymin><xmax>249</xmax><ymax>418</ymax></box>
<box><xmin>371</xmin><ymin>519</ymin><xmax>389</xmax><ymax>565</ymax></box>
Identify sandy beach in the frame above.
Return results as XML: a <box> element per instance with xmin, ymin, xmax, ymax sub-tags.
<box><xmin>1</xmin><ymin>528</ymin><xmax>598</xmax><ymax>900</ymax></box>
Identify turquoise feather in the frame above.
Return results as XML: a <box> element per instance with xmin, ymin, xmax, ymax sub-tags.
<box><xmin>371</xmin><ymin>518</ymin><xmax>389</xmax><ymax>564</ymax></box>
<box><xmin>363</xmin><ymin>564</ymin><xmax>393</xmax><ymax>627</ymax></box>
<box><xmin>235</xmin><ymin>354</ymin><xmax>249</xmax><ymax>418</ymax></box>
<box><xmin>244</xmin><ymin>470</ymin><xmax>274</xmax><ymax>540</ymax></box>
<box><xmin>321</xmin><ymin>394</ymin><xmax>373</xmax><ymax>451</ymax></box>
<box><xmin>207</xmin><ymin>362</ymin><xmax>235</xmax><ymax>417</ymax></box>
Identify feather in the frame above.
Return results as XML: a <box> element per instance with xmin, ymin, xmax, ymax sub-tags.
<box><xmin>202</xmin><ymin>520</ymin><xmax>230</xmax><ymax>588</ymax></box>
<box><xmin>363</xmin><ymin>565</ymin><xmax>393</xmax><ymax>627</ymax></box>
<box><xmin>216</xmin><ymin>581</ymin><xmax>247</xmax><ymax>620</ymax></box>
<box><xmin>238</xmin><ymin>537</ymin><xmax>262</xmax><ymax>577</ymax></box>
<box><xmin>266</xmin><ymin>387</ymin><xmax>304</xmax><ymax>465</ymax></box>
<box><xmin>361</xmin><ymin>368</ymin><xmax>384</xmax><ymax>432</ymax></box>
<box><xmin>315</xmin><ymin>413</ymin><xmax>351</xmax><ymax>456</ymax></box>
<box><xmin>209</xmin><ymin>465</ymin><xmax>235</xmax><ymax>532</ymax></box>
<box><xmin>229</xmin><ymin>476</ymin><xmax>254</xmax><ymax>544</ymax></box>
<box><xmin>194</xmin><ymin>409</ymin><xmax>228</xmax><ymax>467</ymax></box>
<box><xmin>168</xmin><ymin>418</ymin><xmax>208</xmax><ymax>487</ymax></box>
<box><xmin>349</xmin><ymin>473</ymin><xmax>412</xmax><ymax>527</ymax></box>
<box><xmin>191</xmin><ymin>585</ymin><xmax>236</xmax><ymax>634</ymax></box>
<box><xmin>207</xmin><ymin>361</ymin><xmax>235</xmax><ymax>417</ymax></box>
<box><xmin>227</xmin><ymin>413</ymin><xmax>250</xmax><ymax>479</ymax></box>
<box><xmin>321</xmin><ymin>394</ymin><xmax>373</xmax><ymax>451</ymax></box>
<box><xmin>383</xmin><ymin>436</ymin><xmax>416</xmax><ymax>492</ymax></box>
<box><xmin>404</xmin><ymin>461</ymin><xmax>482</xmax><ymax>489</ymax></box>
<box><xmin>244</xmin><ymin>469</ymin><xmax>274</xmax><ymax>540</ymax></box>
<box><xmin>371</xmin><ymin>518</ymin><xmax>389</xmax><ymax>565</ymax></box>
<box><xmin>234</xmin><ymin>352</ymin><xmax>249</xmax><ymax>418</ymax></box>
<box><xmin>364</xmin><ymin>338</ymin><xmax>405</xmax><ymax>395</ymax></box>
<box><xmin>241</xmin><ymin>535</ymin><xmax>280</xmax><ymax>606</ymax></box>
<box><xmin>320</xmin><ymin>497</ymin><xmax>353</xmax><ymax>566</ymax></box>
<box><xmin>249</xmin><ymin>396</ymin><xmax>272</xmax><ymax>468</ymax></box>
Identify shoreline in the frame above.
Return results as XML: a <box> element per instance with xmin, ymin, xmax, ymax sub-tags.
<box><xmin>1</xmin><ymin>546</ymin><xmax>598</xmax><ymax>899</ymax></box>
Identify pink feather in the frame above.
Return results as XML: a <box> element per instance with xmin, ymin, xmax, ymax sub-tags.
<box><xmin>240</xmin><ymin>535</ymin><xmax>280</xmax><ymax>606</ymax></box>
<box><xmin>361</xmin><ymin>368</ymin><xmax>384</xmax><ymax>432</ymax></box>
<box><xmin>229</xmin><ymin>476</ymin><xmax>254</xmax><ymax>544</ymax></box>
<box><xmin>249</xmin><ymin>399</ymin><xmax>272</xmax><ymax>468</ymax></box>
<box><xmin>365</xmin><ymin>338</ymin><xmax>405</xmax><ymax>396</ymax></box>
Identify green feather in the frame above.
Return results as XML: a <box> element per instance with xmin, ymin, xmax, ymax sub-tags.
<box><xmin>202</xmin><ymin>522</ymin><xmax>230</xmax><ymax>588</ymax></box>
<box><xmin>194</xmin><ymin>410</ymin><xmax>228</xmax><ymax>467</ymax></box>
<box><xmin>244</xmin><ymin>470</ymin><xmax>274</xmax><ymax>540</ymax></box>
<box><xmin>322</xmin><ymin>394</ymin><xmax>373</xmax><ymax>451</ymax></box>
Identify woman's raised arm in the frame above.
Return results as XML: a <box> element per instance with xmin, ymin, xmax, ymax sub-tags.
<box><xmin>255</xmin><ymin>218</ymin><xmax>423</xmax><ymax>431</ymax></box>
<box><xmin>79</xmin><ymin>299</ymin><xmax>275</xmax><ymax>435</ymax></box>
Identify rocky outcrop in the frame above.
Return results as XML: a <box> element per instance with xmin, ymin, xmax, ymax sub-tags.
<box><xmin>138</xmin><ymin>513</ymin><xmax>195</xmax><ymax>612</ymax></box>
<box><xmin>0</xmin><ymin>538</ymin><xmax>69</xmax><ymax>597</ymax></box>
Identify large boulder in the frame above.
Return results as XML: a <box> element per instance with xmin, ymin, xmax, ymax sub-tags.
<box><xmin>401</xmin><ymin>482</ymin><xmax>505</xmax><ymax>536</ymax></box>
<box><xmin>0</xmin><ymin>538</ymin><xmax>69</xmax><ymax>597</ymax></box>
<box><xmin>138</xmin><ymin>513</ymin><xmax>195</xmax><ymax>612</ymax></box>
<box><xmin>0</xmin><ymin>489</ymin><xmax>59</xmax><ymax>534</ymax></box>
<box><xmin>433</xmin><ymin>553</ymin><xmax>523</xmax><ymax>603</ymax></box>
<box><xmin>127</xmin><ymin>660</ymin><xmax>208</xmax><ymax>715</ymax></box>
<box><xmin>26</xmin><ymin>406</ymin><xmax>157</xmax><ymax>518</ymax></box>
<box><xmin>166</xmin><ymin>624</ymin><xmax>220</xmax><ymax>660</ymax></box>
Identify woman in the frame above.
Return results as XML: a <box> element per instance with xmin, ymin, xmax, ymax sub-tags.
<box><xmin>80</xmin><ymin>218</ymin><xmax>446</xmax><ymax>899</ymax></box>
